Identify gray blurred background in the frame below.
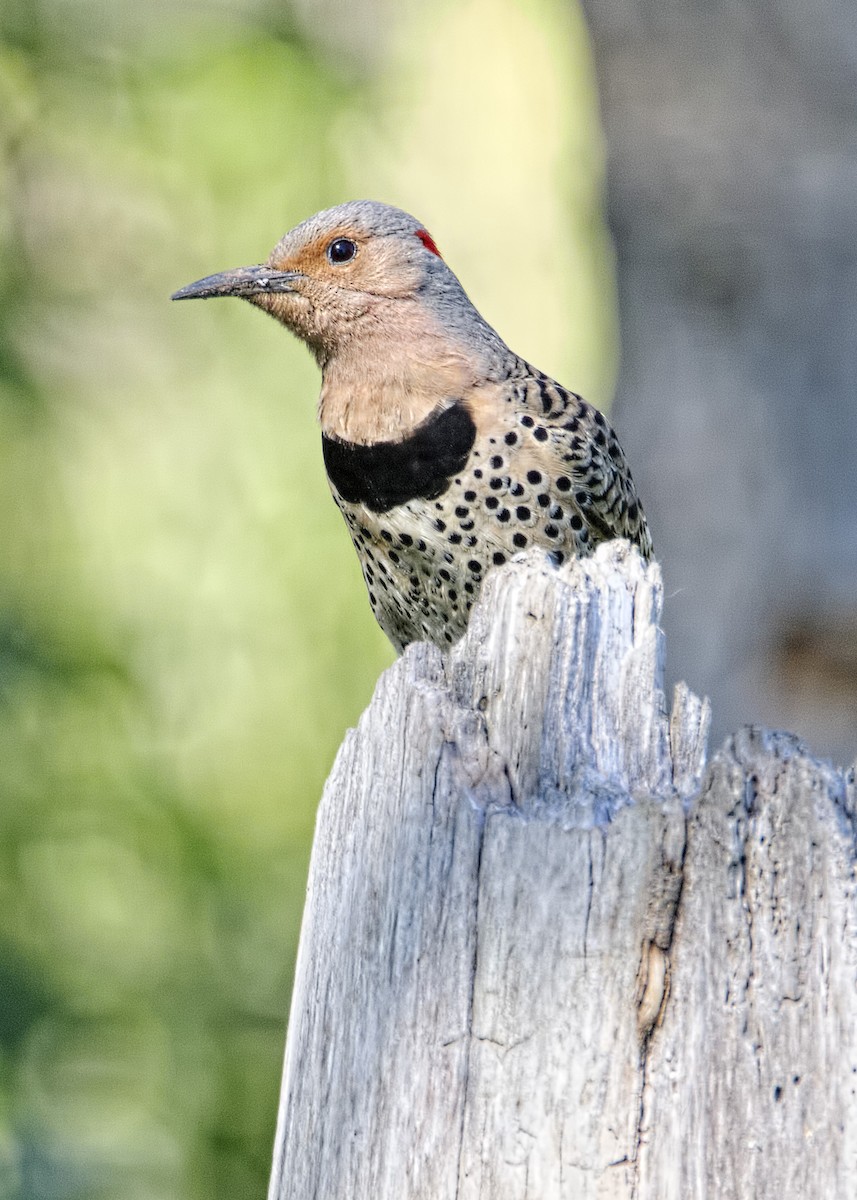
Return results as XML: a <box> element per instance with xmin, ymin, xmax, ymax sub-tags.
<box><xmin>0</xmin><ymin>0</ymin><xmax>854</xmax><ymax>1197</ymax></box>
<box><xmin>582</xmin><ymin>0</ymin><xmax>857</xmax><ymax>763</ymax></box>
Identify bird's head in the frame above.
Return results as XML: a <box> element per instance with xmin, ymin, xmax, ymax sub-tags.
<box><xmin>172</xmin><ymin>200</ymin><xmax>463</xmax><ymax>363</ymax></box>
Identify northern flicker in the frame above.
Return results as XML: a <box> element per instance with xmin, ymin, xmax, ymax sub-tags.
<box><xmin>173</xmin><ymin>201</ymin><xmax>652</xmax><ymax>652</ymax></box>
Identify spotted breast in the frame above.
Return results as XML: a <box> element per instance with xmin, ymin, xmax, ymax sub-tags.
<box><xmin>324</xmin><ymin>361</ymin><xmax>651</xmax><ymax>652</ymax></box>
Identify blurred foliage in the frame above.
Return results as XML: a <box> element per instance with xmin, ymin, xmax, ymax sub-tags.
<box><xmin>0</xmin><ymin>0</ymin><xmax>612</xmax><ymax>1197</ymax></box>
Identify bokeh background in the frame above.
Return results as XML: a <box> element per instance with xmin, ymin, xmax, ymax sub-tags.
<box><xmin>1</xmin><ymin>0</ymin><xmax>855</xmax><ymax>1197</ymax></box>
<box><xmin>0</xmin><ymin>2</ymin><xmax>610</xmax><ymax>1197</ymax></box>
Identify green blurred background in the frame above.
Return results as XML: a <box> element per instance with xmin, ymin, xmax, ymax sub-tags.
<box><xmin>0</xmin><ymin>1</ymin><xmax>613</xmax><ymax>1196</ymax></box>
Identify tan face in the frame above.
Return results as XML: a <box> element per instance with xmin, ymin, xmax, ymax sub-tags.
<box><xmin>248</xmin><ymin>223</ymin><xmax>430</xmax><ymax>359</ymax></box>
<box><xmin>267</xmin><ymin>224</ymin><xmax>427</xmax><ymax>298</ymax></box>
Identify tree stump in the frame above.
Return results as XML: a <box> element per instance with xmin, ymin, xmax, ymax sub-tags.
<box><xmin>267</xmin><ymin>543</ymin><xmax>857</xmax><ymax>1199</ymax></box>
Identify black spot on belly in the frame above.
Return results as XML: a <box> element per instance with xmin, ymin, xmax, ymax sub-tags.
<box><xmin>322</xmin><ymin>401</ymin><xmax>476</xmax><ymax>513</ymax></box>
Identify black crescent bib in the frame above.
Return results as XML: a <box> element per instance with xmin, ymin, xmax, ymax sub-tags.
<box><xmin>322</xmin><ymin>401</ymin><xmax>476</xmax><ymax>514</ymax></box>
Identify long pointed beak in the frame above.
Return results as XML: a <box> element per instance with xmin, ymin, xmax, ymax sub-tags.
<box><xmin>171</xmin><ymin>265</ymin><xmax>301</xmax><ymax>301</ymax></box>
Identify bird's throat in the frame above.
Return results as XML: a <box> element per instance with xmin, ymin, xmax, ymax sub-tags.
<box><xmin>318</xmin><ymin>332</ymin><xmax>476</xmax><ymax>445</ymax></box>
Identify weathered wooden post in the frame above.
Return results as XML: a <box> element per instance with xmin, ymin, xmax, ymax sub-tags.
<box><xmin>267</xmin><ymin>542</ymin><xmax>857</xmax><ymax>1199</ymax></box>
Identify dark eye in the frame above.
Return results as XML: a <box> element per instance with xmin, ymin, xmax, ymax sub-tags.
<box><xmin>328</xmin><ymin>238</ymin><xmax>357</xmax><ymax>264</ymax></box>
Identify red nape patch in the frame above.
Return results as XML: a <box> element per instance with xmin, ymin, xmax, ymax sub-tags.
<box><xmin>415</xmin><ymin>228</ymin><xmax>441</xmax><ymax>257</ymax></box>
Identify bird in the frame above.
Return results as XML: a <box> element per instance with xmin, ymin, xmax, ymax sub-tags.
<box><xmin>172</xmin><ymin>200</ymin><xmax>652</xmax><ymax>653</ymax></box>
